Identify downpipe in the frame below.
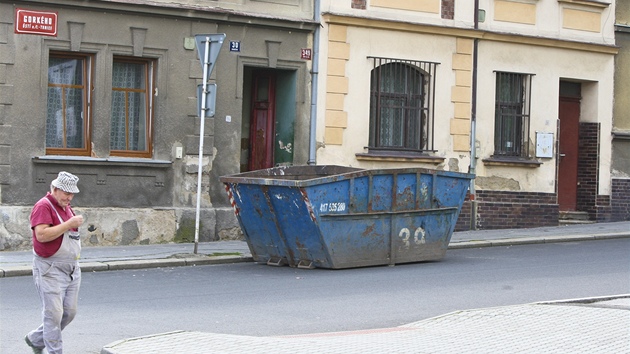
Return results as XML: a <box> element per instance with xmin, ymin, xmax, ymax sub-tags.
<box><xmin>307</xmin><ymin>0</ymin><xmax>321</xmax><ymax>165</ymax></box>
<box><xmin>469</xmin><ymin>0</ymin><xmax>480</xmax><ymax>230</ymax></box>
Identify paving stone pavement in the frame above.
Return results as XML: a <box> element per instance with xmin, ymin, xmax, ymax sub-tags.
<box><xmin>101</xmin><ymin>296</ymin><xmax>630</xmax><ymax>354</ymax></box>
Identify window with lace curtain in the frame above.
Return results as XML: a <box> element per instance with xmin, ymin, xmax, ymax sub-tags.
<box><xmin>45</xmin><ymin>52</ymin><xmax>93</xmax><ymax>156</ymax></box>
<box><xmin>45</xmin><ymin>53</ymin><xmax>155</xmax><ymax>158</ymax></box>
<box><xmin>110</xmin><ymin>57</ymin><xmax>154</xmax><ymax>157</ymax></box>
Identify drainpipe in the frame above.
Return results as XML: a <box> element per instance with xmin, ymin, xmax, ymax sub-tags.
<box><xmin>307</xmin><ymin>0</ymin><xmax>321</xmax><ymax>165</ymax></box>
<box><xmin>469</xmin><ymin>0</ymin><xmax>480</xmax><ymax>230</ymax></box>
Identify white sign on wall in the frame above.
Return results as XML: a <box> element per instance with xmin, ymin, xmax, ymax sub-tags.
<box><xmin>535</xmin><ymin>132</ymin><xmax>554</xmax><ymax>158</ymax></box>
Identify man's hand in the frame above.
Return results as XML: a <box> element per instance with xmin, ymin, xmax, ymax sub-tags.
<box><xmin>69</xmin><ymin>215</ymin><xmax>84</xmax><ymax>229</ymax></box>
<box><xmin>35</xmin><ymin>215</ymin><xmax>84</xmax><ymax>243</ymax></box>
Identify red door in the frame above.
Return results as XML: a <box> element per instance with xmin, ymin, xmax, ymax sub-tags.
<box><xmin>248</xmin><ymin>72</ymin><xmax>276</xmax><ymax>171</ymax></box>
<box><xmin>558</xmin><ymin>97</ymin><xmax>580</xmax><ymax>211</ymax></box>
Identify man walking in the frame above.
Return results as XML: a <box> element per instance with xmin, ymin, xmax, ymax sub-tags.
<box><xmin>25</xmin><ymin>171</ymin><xmax>84</xmax><ymax>354</ymax></box>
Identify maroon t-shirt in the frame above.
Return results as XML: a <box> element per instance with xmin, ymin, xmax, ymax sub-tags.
<box><xmin>30</xmin><ymin>192</ymin><xmax>76</xmax><ymax>257</ymax></box>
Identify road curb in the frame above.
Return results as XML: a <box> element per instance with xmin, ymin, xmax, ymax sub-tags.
<box><xmin>2</xmin><ymin>234</ymin><xmax>628</xmax><ymax>277</ymax></box>
<box><xmin>535</xmin><ymin>294</ymin><xmax>630</xmax><ymax>305</ymax></box>
<box><xmin>0</xmin><ymin>256</ymin><xmax>254</xmax><ymax>278</ymax></box>
<box><xmin>101</xmin><ymin>331</ymin><xmax>187</xmax><ymax>354</ymax></box>
<box><xmin>1</xmin><ymin>266</ymin><xmax>32</xmax><ymax>277</ymax></box>
<box><xmin>448</xmin><ymin>233</ymin><xmax>630</xmax><ymax>249</ymax></box>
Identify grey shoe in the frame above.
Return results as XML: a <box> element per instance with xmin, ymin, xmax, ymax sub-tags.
<box><xmin>24</xmin><ymin>335</ymin><xmax>44</xmax><ymax>354</ymax></box>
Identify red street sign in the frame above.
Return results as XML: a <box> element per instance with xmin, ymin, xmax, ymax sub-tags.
<box><xmin>15</xmin><ymin>8</ymin><xmax>58</xmax><ymax>36</ymax></box>
<box><xmin>301</xmin><ymin>48</ymin><xmax>312</xmax><ymax>60</ymax></box>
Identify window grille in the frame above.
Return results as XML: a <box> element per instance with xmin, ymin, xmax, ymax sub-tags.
<box><xmin>368</xmin><ymin>57</ymin><xmax>438</xmax><ymax>153</ymax></box>
<box><xmin>494</xmin><ymin>71</ymin><xmax>532</xmax><ymax>158</ymax></box>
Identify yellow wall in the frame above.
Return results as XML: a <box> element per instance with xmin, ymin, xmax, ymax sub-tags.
<box><xmin>451</xmin><ymin>38</ymin><xmax>473</xmax><ymax>152</ymax></box>
<box><xmin>494</xmin><ymin>1</ymin><xmax>536</xmax><ymax>25</ymax></box>
<box><xmin>563</xmin><ymin>8</ymin><xmax>601</xmax><ymax>32</ymax></box>
<box><xmin>324</xmin><ymin>24</ymin><xmax>349</xmax><ymax>145</ymax></box>
<box><xmin>371</xmin><ymin>0</ymin><xmax>440</xmax><ymax>13</ymax></box>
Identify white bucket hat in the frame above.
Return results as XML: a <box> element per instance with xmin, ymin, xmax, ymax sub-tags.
<box><xmin>51</xmin><ymin>171</ymin><xmax>80</xmax><ymax>194</ymax></box>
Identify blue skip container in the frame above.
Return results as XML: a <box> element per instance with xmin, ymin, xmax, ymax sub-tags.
<box><xmin>220</xmin><ymin>165</ymin><xmax>473</xmax><ymax>269</ymax></box>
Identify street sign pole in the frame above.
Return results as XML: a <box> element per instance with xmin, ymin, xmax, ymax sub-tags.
<box><xmin>192</xmin><ymin>33</ymin><xmax>225</xmax><ymax>254</ymax></box>
<box><xmin>194</xmin><ymin>37</ymin><xmax>211</xmax><ymax>254</ymax></box>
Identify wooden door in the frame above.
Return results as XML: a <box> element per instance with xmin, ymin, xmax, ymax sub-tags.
<box><xmin>558</xmin><ymin>97</ymin><xmax>580</xmax><ymax>211</ymax></box>
<box><xmin>248</xmin><ymin>72</ymin><xmax>276</xmax><ymax>170</ymax></box>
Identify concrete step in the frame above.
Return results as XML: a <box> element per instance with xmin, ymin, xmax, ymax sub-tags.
<box><xmin>559</xmin><ymin>219</ymin><xmax>596</xmax><ymax>226</ymax></box>
<box><xmin>559</xmin><ymin>211</ymin><xmax>594</xmax><ymax>225</ymax></box>
<box><xmin>559</xmin><ymin>211</ymin><xmax>590</xmax><ymax>221</ymax></box>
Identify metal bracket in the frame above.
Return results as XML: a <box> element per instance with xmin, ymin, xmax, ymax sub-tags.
<box><xmin>266</xmin><ymin>257</ymin><xmax>285</xmax><ymax>267</ymax></box>
<box><xmin>297</xmin><ymin>260</ymin><xmax>314</xmax><ymax>269</ymax></box>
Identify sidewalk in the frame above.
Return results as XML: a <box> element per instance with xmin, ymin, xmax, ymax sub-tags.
<box><xmin>1</xmin><ymin>221</ymin><xmax>629</xmax><ymax>277</ymax></box>
<box><xmin>100</xmin><ymin>295</ymin><xmax>630</xmax><ymax>354</ymax></box>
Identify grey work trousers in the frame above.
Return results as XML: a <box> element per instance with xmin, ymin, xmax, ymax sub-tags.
<box><xmin>27</xmin><ymin>257</ymin><xmax>81</xmax><ymax>354</ymax></box>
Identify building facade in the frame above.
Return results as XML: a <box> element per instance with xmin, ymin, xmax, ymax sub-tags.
<box><xmin>315</xmin><ymin>0</ymin><xmax>620</xmax><ymax>229</ymax></box>
<box><xmin>613</xmin><ymin>1</ymin><xmax>630</xmax><ymax>221</ymax></box>
<box><xmin>0</xmin><ymin>0</ymin><xmax>317</xmax><ymax>250</ymax></box>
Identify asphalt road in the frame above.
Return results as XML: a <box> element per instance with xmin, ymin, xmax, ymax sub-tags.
<box><xmin>1</xmin><ymin>238</ymin><xmax>628</xmax><ymax>354</ymax></box>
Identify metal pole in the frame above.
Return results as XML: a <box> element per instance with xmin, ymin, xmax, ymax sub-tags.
<box><xmin>194</xmin><ymin>37</ymin><xmax>211</xmax><ymax>254</ymax></box>
<box><xmin>307</xmin><ymin>0</ymin><xmax>321</xmax><ymax>165</ymax></box>
<box><xmin>469</xmin><ymin>0</ymin><xmax>480</xmax><ymax>230</ymax></box>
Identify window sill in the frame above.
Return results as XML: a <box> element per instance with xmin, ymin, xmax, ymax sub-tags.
<box><xmin>557</xmin><ymin>0</ymin><xmax>611</xmax><ymax>10</ymax></box>
<box><xmin>32</xmin><ymin>156</ymin><xmax>172</xmax><ymax>168</ymax></box>
<box><xmin>356</xmin><ymin>152</ymin><xmax>444</xmax><ymax>164</ymax></box>
<box><xmin>482</xmin><ymin>156</ymin><xmax>542</xmax><ymax>168</ymax></box>
<box><xmin>612</xmin><ymin>131</ymin><xmax>630</xmax><ymax>141</ymax></box>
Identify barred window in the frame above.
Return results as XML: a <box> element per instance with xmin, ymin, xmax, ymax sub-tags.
<box><xmin>368</xmin><ymin>57</ymin><xmax>437</xmax><ymax>153</ymax></box>
<box><xmin>494</xmin><ymin>72</ymin><xmax>532</xmax><ymax>158</ymax></box>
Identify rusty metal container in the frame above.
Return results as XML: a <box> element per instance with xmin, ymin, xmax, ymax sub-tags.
<box><xmin>220</xmin><ymin>165</ymin><xmax>473</xmax><ymax>269</ymax></box>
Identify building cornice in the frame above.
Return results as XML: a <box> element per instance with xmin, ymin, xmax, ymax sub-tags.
<box><xmin>557</xmin><ymin>0</ymin><xmax>611</xmax><ymax>10</ymax></box>
<box><xmin>3</xmin><ymin>0</ymin><xmax>319</xmax><ymax>32</ymax></box>
<box><xmin>323</xmin><ymin>13</ymin><xmax>618</xmax><ymax>55</ymax></box>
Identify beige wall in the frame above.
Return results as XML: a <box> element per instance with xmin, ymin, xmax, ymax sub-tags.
<box><xmin>478</xmin><ymin>0</ymin><xmax>615</xmax><ymax>44</ymax></box>
<box><xmin>494</xmin><ymin>1</ymin><xmax>536</xmax><ymax>25</ymax></box>
<box><xmin>619</xmin><ymin>3</ymin><xmax>630</xmax><ymax>26</ymax></box>
<box><xmin>474</xmin><ymin>40</ymin><xmax>614</xmax><ymax>194</ymax></box>
<box><xmin>614</xmin><ymin>8</ymin><xmax>630</xmax><ymax>133</ymax></box>
<box><xmin>322</xmin><ymin>0</ymin><xmax>474</xmax><ymax>29</ymax></box>
<box><xmin>316</xmin><ymin>21</ymin><xmax>471</xmax><ymax>172</ymax></box>
<box><xmin>371</xmin><ymin>0</ymin><xmax>440</xmax><ymax>13</ymax></box>
<box><xmin>613</xmin><ymin>3</ymin><xmax>630</xmax><ymax>178</ymax></box>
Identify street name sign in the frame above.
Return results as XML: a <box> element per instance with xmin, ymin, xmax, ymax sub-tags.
<box><xmin>15</xmin><ymin>8</ymin><xmax>57</xmax><ymax>36</ymax></box>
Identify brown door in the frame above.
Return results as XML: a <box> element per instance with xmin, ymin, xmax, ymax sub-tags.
<box><xmin>248</xmin><ymin>71</ymin><xmax>276</xmax><ymax>170</ymax></box>
<box><xmin>558</xmin><ymin>97</ymin><xmax>580</xmax><ymax>211</ymax></box>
